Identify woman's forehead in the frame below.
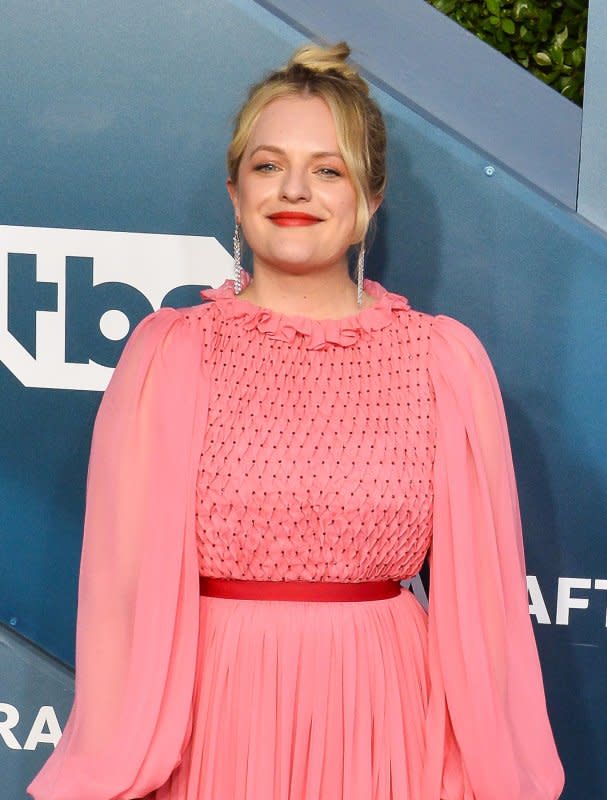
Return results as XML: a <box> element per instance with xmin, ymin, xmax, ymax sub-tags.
<box><xmin>245</xmin><ymin>95</ymin><xmax>341</xmax><ymax>156</ymax></box>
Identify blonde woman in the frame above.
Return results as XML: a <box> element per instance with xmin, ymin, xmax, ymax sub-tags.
<box><xmin>28</xmin><ymin>42</ymin><xmax>564</xmax><ymax>800</ymax></box>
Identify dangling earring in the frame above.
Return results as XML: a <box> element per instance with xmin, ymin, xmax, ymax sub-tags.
<box><xmin>357</xmin><ymin>239</ymin><xmax>365</xmax><ymax>307</ymax></box>
<box><xmin>233</xmin><ymin>222</ymin><xmax>242</xmax><ymax>294</ymax></box>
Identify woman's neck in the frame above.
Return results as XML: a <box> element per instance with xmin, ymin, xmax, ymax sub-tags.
<box><xmin>236</xmin><ymin>263</ymin><xmax>373</xmax><ymax>319</ymax></box>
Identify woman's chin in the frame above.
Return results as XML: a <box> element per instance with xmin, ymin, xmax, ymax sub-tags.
<box><xmin>255</xmin><ymin>249</ymin><xmax>341</xmax><ymax>273</ymax></box>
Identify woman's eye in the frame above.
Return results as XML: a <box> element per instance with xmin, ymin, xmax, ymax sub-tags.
<box><xmin>317</xmin><ymin>167</ymin><xmax>342</xmax><ymax>177</ymax></box>
<box><xmin>253</xmin><ymin>162</ymin><xmax>278</xmax><ymax>172</ymax></box>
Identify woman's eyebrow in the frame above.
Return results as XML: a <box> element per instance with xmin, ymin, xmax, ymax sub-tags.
<box><xmin>249</xmin><ymin>144</ymin><xmax>343</xmax><ymax>159</ymax></box>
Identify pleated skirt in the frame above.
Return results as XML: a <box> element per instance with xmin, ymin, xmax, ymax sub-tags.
<box><xmin>153</xmin><ymin>587</ymin><xmax>431</xmax><ymax>800</ymax></box>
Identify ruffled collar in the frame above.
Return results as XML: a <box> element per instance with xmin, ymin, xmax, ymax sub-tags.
<box><xmin>200</xmin><ymin>268</ymin><xmax>410</xmax><ymax>350</ymax></box>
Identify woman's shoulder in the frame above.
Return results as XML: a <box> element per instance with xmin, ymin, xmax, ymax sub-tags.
<box><xmin>129</xmin><ymin>299</ymin><xmax>217</xmax><ymax>338</ymax></box>
<box><xmin>390</xmin><ymin>296</ymin><xmax>484</xmax><ymax>355</ymax></box>
<box><xmin>429</xmin><ymin>312</ymin><xmax>491</xmax><ymax>364</ymax></box>
<box><xmin>114</xmin><ymin>302</ymin><xmax>218</xmax><ymax>369</ymax></box>
<box><xmin>172</xmin><ymin>297</ymin><xmax>218</xmax><ymax>323</ymax></box>
<box><xmin>414</xmin><ymin>309</ymin><xmax>501</xmax><ymax>397</ymax></box>
<box><xmin>401</xmin><ymin>304</ymin><xmax>488</xmax><ymax>360</ymax></box>
<box><xmin>391</xmin><ymin>302</ymin><xmax>494</xmax><ymax>383</ymax></box>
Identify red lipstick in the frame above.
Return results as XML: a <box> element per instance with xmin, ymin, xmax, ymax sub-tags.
<box><xmin>268</xmin><ymin>211</ymin><xmax>322</xmax><ymax>226</ymax></box>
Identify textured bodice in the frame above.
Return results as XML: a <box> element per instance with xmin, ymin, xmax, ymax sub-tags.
<box><xmin>195</xmin><ymin>270</ymin><xmax>436</xmax><ymax>582</ymax></box>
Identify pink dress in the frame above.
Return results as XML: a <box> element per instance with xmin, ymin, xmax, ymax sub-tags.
<box><xmin>27</xmin><ymin>270</ymin><xmax>565</xmax><ymax>800</ymax></box>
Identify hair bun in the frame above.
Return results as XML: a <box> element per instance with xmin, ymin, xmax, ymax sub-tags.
<box><xmin>287</xmin><ymin>41</ymin><xmax>369</xmax><ymax>95</ymax></box>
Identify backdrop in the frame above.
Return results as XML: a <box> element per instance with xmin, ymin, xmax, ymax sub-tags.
<box><xmin>1</xmin><ymin>1</ymin><xmax>606</xmax><ymax>798</ymax></box>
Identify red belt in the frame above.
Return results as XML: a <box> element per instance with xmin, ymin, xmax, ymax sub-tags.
<box><xmin>199</xmin><ymin>576</ymin><xmax>401</xmax><ymax>602</ymax></box>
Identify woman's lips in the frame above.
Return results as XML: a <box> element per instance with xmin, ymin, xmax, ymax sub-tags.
<box><xmin>267</xmin><ymin>212</ymin><xmax>323</xmax><ymax>227</ymax></box>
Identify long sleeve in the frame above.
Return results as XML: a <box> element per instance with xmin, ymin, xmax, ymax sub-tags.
<box><xmin>422</xmin><ymin>314</ymin><xmax>565</xmax><ymax>800</ymax></box>
<box><xmin>27</xmin><ymin>307</ymin><xmax>211</xmax><ymax>800</ymax></box>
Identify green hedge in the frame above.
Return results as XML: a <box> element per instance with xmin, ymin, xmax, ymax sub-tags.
<box><xmin>426</xmin><ymin>0</ymin><xmax>587</xmax><ymax>106</ymax></box>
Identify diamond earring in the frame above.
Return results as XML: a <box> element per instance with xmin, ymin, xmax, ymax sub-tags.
<box><xmin>357</xmin><ymin>239</ymin><xmax>365</xmax><ymax>306</ymax></box>
<box><xmin>233</xmin><ymin>223</ymin><xmax>242</xmax><ymax>294</ymax></box>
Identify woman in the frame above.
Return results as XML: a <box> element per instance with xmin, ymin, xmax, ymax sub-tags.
<box><xmin>28</xmin><ymin>42</ymin><xmax>565</xmax><ymax>800</ymax></box>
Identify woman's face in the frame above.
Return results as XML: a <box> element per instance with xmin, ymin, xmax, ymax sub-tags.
<box><xmin>228</xmin><ymin>93</ymin><xmax>371</xmax><ymax>276</ymax></box>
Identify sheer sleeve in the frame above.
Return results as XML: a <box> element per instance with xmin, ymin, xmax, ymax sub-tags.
<box><xmin>27</xmin><ymin>307</ymin><xmax>210</xmax><ymax>800</ymax></box>
<box><xmin>422</xmin><ymin>314</ymin><xmax>565</xmax><ymax>800</ymax></box>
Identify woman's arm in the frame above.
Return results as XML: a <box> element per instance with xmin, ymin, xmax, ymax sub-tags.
<box><xmin>27</xmin><ymin>307</ymin><xmax>209</xmax><ymax>800</ymax></box>
<box><xmin>422</xmin><ymin>314</ymin><xmax>565</xmax><ymax>800</ymax></box>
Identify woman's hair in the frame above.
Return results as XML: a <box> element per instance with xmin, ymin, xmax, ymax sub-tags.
<box><xmin>227</xmin><ymin>41</ymin><xmax>386</xmax><ymax>243</ymax></box>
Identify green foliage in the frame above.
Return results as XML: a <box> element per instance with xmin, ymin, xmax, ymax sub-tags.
<box><xmin>426</xmin><ymin>0</ymin><xmax>588</xmax><ymax>105</ymax></box>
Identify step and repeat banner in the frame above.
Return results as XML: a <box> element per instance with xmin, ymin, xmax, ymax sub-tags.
<box><xmin>1</xmin><ymin>1</ymin><xmax>606</xmax><ymax>797</ymax></box>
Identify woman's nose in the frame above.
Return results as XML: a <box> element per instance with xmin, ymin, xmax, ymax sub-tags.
<box><xmin>279</xmin><ymin>167</ymin><xmax>311</xmax><ymax>202</ymax></box>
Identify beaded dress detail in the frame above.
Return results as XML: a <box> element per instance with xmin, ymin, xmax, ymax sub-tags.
<box><xmin>194</xmin><ymin>269</ymin><xmax>433</xmax><ymax>583</ymax></box>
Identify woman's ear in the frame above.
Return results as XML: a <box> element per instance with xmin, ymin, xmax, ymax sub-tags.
<box><xmin>226</xmin><ymin>178</ymin><xmax>240</xmax><ymax>222</ymax></box>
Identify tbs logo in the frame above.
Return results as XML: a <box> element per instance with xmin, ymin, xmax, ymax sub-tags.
<box><xmin>0</xmin><ymin>225</ymin><xmax>232</xmax><ymax>391</ymax></box>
